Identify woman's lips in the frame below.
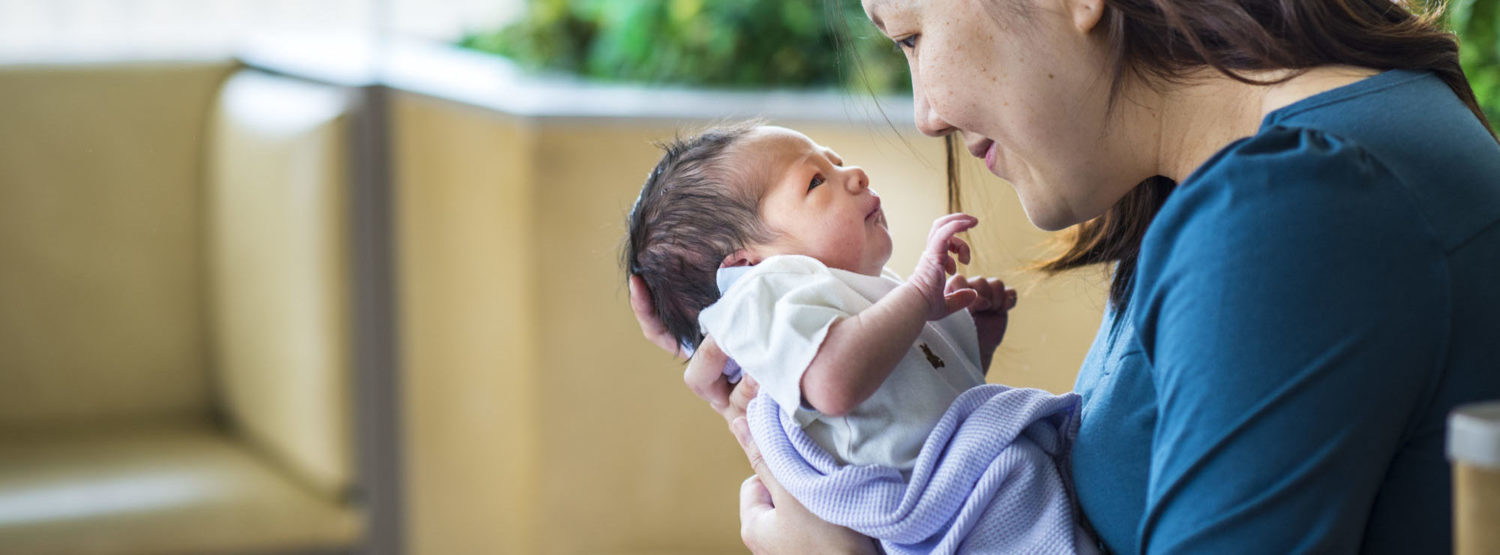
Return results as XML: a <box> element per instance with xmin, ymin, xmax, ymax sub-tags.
<box><xmin>966</xmin><ymin>138</ymin><xmax>1000</xmax><ymax>174</ymax></box>
<box><xmin>967</xmin><ymin>139</ymin><xmax>993</xmax><ymax>160</ymax></box>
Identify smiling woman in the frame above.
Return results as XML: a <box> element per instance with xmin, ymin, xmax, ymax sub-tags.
<box><xmin>629</xmin><ymin>0</ymin><xmax>1500</xmax><ymax>553</ymax></box>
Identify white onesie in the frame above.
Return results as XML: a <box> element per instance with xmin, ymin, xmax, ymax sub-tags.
<box><xmin>698</xmin><ymin>254</ymin><xmax>986</xmax><ymax>472</ymax></box>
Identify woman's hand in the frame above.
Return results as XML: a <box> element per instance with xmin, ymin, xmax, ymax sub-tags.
<box><xmin>683</xmin><ymin>336</ymin><xmax>761</xmax><ymax>424</ymax></box>
<box><xmin>946</xmin><ymin>274</ymin><xmax>1018</xmax><ymax>372</ymax></box>
<box><xmin>732</xmin><ymin>417</ymin><xmax>879</xmax><ymax>555</ymax></box>
<box><xmin>628</xmin><ymin>274</ymin><xmax>688</xmax><ymax>359</ymax></box>
<box><xmin>907</xmin><ymin>213</ymin><xmax>979</xmax><ymax>321</ymax></box>
<box><xmin>629</xmin><ymin>273</ymin><xmax>757</xmax><ymax>423</ymax></box>
<box><xmin>630</xmin><ymin>274</ymin><xmax>876</xmax><ymax>553</ymax></box>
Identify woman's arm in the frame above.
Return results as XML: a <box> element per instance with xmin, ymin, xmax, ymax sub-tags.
<box><xmin>1133</xmin><ymin>131</ymin><xmax>1448</xmax><ymax>553</ymax></box>
<box><xmin>732</xmin><ymin>417</ymin><xmax>880</xmax><ymax>555</ymax></box>
<box><xmin>946</xmin><ymin>274</ymin><xmax>1017</xmax><ymax>374</ymax></box>
<box><xmin>629</xmin><ymin>275</ymin><xmax>877</xmax><ymax>554</ymax></box>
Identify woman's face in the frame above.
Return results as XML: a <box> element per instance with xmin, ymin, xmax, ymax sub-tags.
<box><xmin>863</xmin><ymin>0</ymin><xmax>1148</xmax><ymax>231</ymax></box>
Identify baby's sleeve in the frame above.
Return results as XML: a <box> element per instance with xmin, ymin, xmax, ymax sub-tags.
<box><xmin>698</xmin><ymin>256</ymin><xmax>871</xmax><ymax>417</ymax></box>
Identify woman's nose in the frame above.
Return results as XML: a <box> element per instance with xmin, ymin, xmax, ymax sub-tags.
<box><xmin>914</xmin><ymin>89</ymin><xmax>955</xmax><ymax>137</ymax></box>
<box><xmin>843</xmin><ymin>167</ymin><xmax>870</xmax><ymax>192</ymax></box>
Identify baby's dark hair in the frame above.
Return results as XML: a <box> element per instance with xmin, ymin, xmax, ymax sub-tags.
<box><xmin>623</xmin><ymin>121</ymin><xmax>773</xmax><ymax>353</ymax></box>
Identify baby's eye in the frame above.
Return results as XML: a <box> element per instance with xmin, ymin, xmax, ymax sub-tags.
<box><xmin>894</xmin><ymin>34</ymin><xmax>919</xmax><ymax>50</ymax></box>
<box><xmin>808</xmin><ymin>174</ymin><xmax>825</xmax><ymax>191</ymax></box>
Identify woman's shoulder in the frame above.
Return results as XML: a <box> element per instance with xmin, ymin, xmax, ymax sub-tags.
<box><xmin>1147</xmin><ymin>124</ymin><xmax>1435</xmax><ymax>259</ymax></box>
<box><xmin>1131</xmin><ymin>124</ymin><xmax>1453</xmax><ymax>350</ymax></box>
<box><xmin>1179</xmin><ymin>124</ymin><xmax>1398</xmax><ymax>197</ymax></box>
<box><xmin>1159</xmin><ymin>66</ymin><xmax>1500</xmax><ymax>257</ymax></box>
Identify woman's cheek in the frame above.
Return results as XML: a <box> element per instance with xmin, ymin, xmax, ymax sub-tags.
<box><xmin>919</xmin><ymin>55</ymin><xmax>963</xmax><ymax>124</ymax></box>
<box><xmin>930</xmin><ymin>44</ymin><xmax>1001</xmax><ymax>135</ymax></box>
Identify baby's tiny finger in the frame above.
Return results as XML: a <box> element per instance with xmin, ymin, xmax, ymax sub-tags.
<box><xmin>946</xmin><ymin>236</ymin><xmax>970</xmax><ymax>265</ymax></box>
<box><xmin>941</xmin><ymin>218</ymin><xmax>975</xmax><ymax>238</ymax></box>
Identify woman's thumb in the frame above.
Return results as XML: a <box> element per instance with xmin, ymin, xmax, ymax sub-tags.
<box><xmin>944</xmin><ymin>288</ymin><xmax>978</xmax><ymax>314</ymax></box>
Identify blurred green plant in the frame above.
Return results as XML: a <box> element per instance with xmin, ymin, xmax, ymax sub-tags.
<box><xmin>458</xmin><ymin>0</ymin><xmax>909</xmax><ymax>92</ymax></box>
<box><xmin>1449</xmin><ymin>0</ymin><xmax>1499</xmax><ymax>123</ymax></box>
<box><xmin>464</xmin><ymin>0</ymin><xmax>1498</xmax><ymax>114</ymax></box>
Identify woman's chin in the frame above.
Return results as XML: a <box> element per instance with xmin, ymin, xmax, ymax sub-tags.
<box><xmin>1019</xmin><ymin>201</ymin><xmax>1075</xmax><ymax>232</ymax></box>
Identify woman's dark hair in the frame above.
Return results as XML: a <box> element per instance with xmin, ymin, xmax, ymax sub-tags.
<box><xmin>623</xmin><ymin>121</ymin><xmax>773</xmax><ymax>352</ymax></box>
<box><xmin>959</xmin><ymin>0</ymin><xmax>1497</xmax><ymax>310</ymax></box>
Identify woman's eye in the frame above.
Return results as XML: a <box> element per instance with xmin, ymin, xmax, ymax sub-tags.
<box><xmin>895</xmin><ymin>34</ymin><xmax>919</xmax><ymax>50</ymax></box>
<box><xmin>808</xmin><ymin>175</ymin><xmax>825</xmax><ymax>190</ymax></box>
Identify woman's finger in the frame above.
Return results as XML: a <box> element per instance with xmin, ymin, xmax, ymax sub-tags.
<box><xmin>629</xmin><ymin>275</ymin><xmax>684</xmax><ymax>359</ymax></box>
<box><xmin>732</xmin><ymin>418</ymin><xmax>774</xmax><ymax>554</ymax></box>
<box><xmin>732</xmin><ymin>415</ymin><xmax>797</xmax><ymax>514</ymax></box>
<box><xmin>741</xmin><ymin>475</ymin><xmax>774</xmax><ymax>512</ymax></box>
<box><xmin>945</xmin><ymin>274</ymin><xmax>970</xmax><ymax>295</ymax></box>
<box><xmin>740</xmin><ymin>475</ymin><xmax>774</xmax><ymax>528</ymax></box>
<box><xmin>684</xmin><ymin>337</ymin><xmax>733</xmax><ymax>414</ymax></box>
<box><xmin>739</xmin><ymin>475</ymin><xmax>773</xmax><ymax>553</ymax></box>
<box><xmin>725</xmin><ymin>374</ymin><xmax>761</xmax><ymax>424</ymax></box>
<box><xmin>969</xmin><ymin>277</ymin><xmax>993</xmax><ymax>311</ymax></box>
<box><xmin>731</xmin><ymin>417</ymin><xmax>767</xmax><ymax>483</ymax></box>
<box><xmin>731</xmin><ymin>416</ymin><xmax>879</xmax><ymax>555</ymax></box>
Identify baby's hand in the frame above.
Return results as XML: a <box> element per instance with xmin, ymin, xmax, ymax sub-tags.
<box><xmin>907</xmin><ymin>213</ymin><xmax>978</xmax><ymax>321</ymax></box>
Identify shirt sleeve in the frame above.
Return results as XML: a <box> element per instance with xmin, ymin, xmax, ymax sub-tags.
<box><xmin>1130</xmin><ymin>127</ymin><xmax>1449</xmax><ymax>553</ymax></box>
<box><xmin>698</xmin><ymin>255</ymin><xmax>873</xmax><ymax>418</ymax></box>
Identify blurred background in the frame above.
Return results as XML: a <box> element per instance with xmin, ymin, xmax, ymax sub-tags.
<box><xmin>0</xmin><ymin>1</ymin><xmax>1494</xmax><ymax>554</ymax></box>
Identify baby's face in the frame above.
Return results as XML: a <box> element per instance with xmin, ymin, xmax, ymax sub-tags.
<box><xmin>739</xmin><ymin>126</ymin><xmax>892</xmax><ymax>276</ymax></box>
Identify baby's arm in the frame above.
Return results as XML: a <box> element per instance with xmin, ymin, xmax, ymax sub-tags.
<box><xmin>799</xmin><ymin>214</ymin><xmax>978</xmax><ymax>416</ymax></box>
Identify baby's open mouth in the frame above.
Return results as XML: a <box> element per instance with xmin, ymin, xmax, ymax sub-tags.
<box><xmin>866</xmin><ymin>198</ymin><xmax>882</xmax><ymax>220</ymax></box>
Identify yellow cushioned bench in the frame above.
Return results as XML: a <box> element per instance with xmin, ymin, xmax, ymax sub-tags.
<box><xmin>0</xmin><ymin>61</ymin><xmax>364</xmax><ymax>554</ymax></box>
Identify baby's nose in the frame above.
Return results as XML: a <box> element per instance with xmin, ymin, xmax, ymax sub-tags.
<box><xmin>845</xmin><ymin>168</ymin><xmax>869</xmax><ymax>192</ymax></box>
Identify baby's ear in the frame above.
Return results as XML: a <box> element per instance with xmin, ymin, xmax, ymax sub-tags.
<box><xmin>720</xmin><ymin>249</ymin><xmax>760</xmax><ymax>268</ymax></box>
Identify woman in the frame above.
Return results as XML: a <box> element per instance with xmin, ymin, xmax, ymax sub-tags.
<box><xmin>628</xmin><ymin>0</ymin><xmax>1500</xmax><ymax>552</ymax></box>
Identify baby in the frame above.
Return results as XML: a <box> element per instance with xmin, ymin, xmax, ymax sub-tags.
<box><xmin>626</xmin><ymin>122</ymin><xmax>1008</xmax><ymax>471</ymax></box>
<box><xmin>624</xmin><ymin>123</ymin><xmax>1091</xmax><ymax>553</ymax></box>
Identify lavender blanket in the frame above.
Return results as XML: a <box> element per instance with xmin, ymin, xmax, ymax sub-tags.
<box><xmin>746</xmin><ymin>385</ymin><xmax>1093</xmax><ymax>554</ymax></box>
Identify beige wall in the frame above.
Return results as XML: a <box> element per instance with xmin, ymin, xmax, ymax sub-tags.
<box><xmin>392</xmin><ymin>93</ymin><xmax>1107</xmax><ymax>554</ymax></box>
<box><xmin>392</xmin><ymin>94</ymin><xmax>542</xmax><ymax>554</ymax></box>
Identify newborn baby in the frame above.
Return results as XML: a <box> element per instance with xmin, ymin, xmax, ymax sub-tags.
<box><xmin>624</xmin><ymin>123</ymin><xmax>1092</xmax><ymax>554</ymax></box>
<box><xmin>626</xmin><ymin>122</ymin><xmax>1006</xmax><ymax>470</ymax></box>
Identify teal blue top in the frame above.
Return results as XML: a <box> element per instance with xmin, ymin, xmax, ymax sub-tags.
<box><xmin>1071</xmin><ymin>69</ymin><xmax>1500</xmax><ymax>554</ymax></box>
